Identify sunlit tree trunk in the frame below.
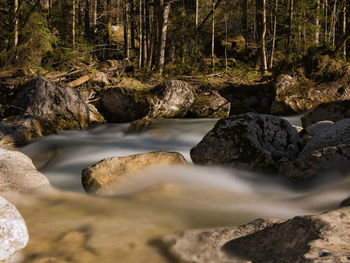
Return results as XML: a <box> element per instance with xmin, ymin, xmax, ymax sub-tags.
<box><xmin>343</xmin><ymin>0</ymin><xmax>347</xmax><ymax>57</ymax></box>
<box><xmin>158</xmin><ymin>0</ymin><xmax>170</xmax><ymax>74</ymax></box>
<box><xmin>256</xmin><ymin>0</ymin><xmax>267</xmax><ymax>72</ymax></box>
<box><xmin>270</xmin><ymin>0</ymin><xmax>278</xmax><ymax>68</ymax></box>
<box><xmin>330</xmin><ymin>0</ymin><xmax>338</xmax><ymax>46</ymax></box>
<box><xmin>211</xmin><ymin>0</ymin><xmax>215</xmax><ymax>70</ymax></box>
<box><xmin>315</xmin><ymin>0</ymin><xmax>320</xmax><ymax>45</ymax></box>
<box><xmin>287</xmin><ymin>0</ymin><xmax>294</xmax><ymax>51</ymax></box>
<box><xmin>14</xmin><ymin>0</ymin><xmax>19</xmax><ymax>47</ymax></box>
<box><xmin>325</xmin><ymin>0</ymin><xmax>328</xmax><ymax>43</ymax></box>
<box><xmin>138</xmin><ymin>0</ymin><xmax>142</xmax><ymax>68</ymax></box>
<box><xmin>73</xmin><ymin>0</ymin><xmax>76</xmax><ymax>49</ymax></box>
<box><xmin>195</xmin><ymin>0</ymin><xmax>199</xmax><ymax>27</ymax></box>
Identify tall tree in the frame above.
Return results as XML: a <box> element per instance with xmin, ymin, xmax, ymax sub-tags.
<box><xmin>158</xmin><ymin>0</ymin><xmax>171</xmax><ymax>74</ymax></box>
<box><xmin>256</xmin><ymin>0</ymin><xmax>267</xmax><ymax>72</ymax></box>
<box><xmin>73</xmin><ymin>0</ymin><xmax>76</xmax><ymax>49</ymax></box>
<box><xmin>287</xmin><ymin>0</ymin><xmax>294</xmax><ymax>51</ymax></box>
<box><xmin>343</xmin><ymin>0</ymin><xmax>347</xmax><ymax>57</ymax></box>
<box><xmin>211</xmin><ymin>0</ymin><xmax>215</xmax><ymax>69</ymax></box>
<box><xmin>270</xmin><ymin>0</ymin><xmax>278</xmax><ymax>68</ymax></box>
<box><xmin>195</xmin><ymin>0</ymin><xmax>199</xmax><ymax>27</ymax></box>
<box><xmin>124</xmin><ymin>0</ymin><xmax>130</xmax><ymax>58</ymax></box>
<box><xmin>14</xmin><ymin>0</ymin><xmax>19</xmax><ymax>47</ymax></box>
<box><xmin>315</xmin><ymin>0</ymin><xmax>320</xmax><ymax>45</ymax></box>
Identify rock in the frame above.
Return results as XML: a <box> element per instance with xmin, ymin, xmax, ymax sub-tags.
<box><xmin>7</xmin><ymin>77</ymin><xmax>90</xmax><ymax>134</ymax></box>
<box><xmin>91</xmin><ymin>72</ymin><xmax>109</xmax><ymax>86</ymax></box>
<box><xmin>190</xmin><ymin>113</ymin><xmax>300</xmax><ymax>174</ymax></box>
<box><xmin>149</xmin><ymin>80</ymin><xmax>195</xmax><ymax>118</ymax></box>
<box><xmin>305</xmin><ymin>120</ymin><xmax>334</xmax><ymax>136</ymax></box>
<box><xmin>281</xmin><ymin>119</ymin><xmax>350</xmax><ymax>181</ymax></box>
<box><xmin>0</xmin><ymin>148</ymin><xmax>52</xmax><ymax>200</ymax></box>
<box><xmin>82</xmin><ymin>151</ymin><xmax>188</xmax><ymax>194</ymax></box>
<box><xmin>301</xmin><ymin>100</ymin><xmax>350</xmax><ymax>128</ymax></box>
<box><xmin>162</xmin><ymin>218</ymin><xmax>281</xmax><ymax>263</ymax></box>
<box><xmin>0</xmin><ymin>116</ymin><xmax>43</xmax><ymax>146</ymax></box>
<box><xmin>341</xmin><ymin>197</ymin><xmax>350</xmax><ymax>207</ymax></box>
<box><xmin>186</xmin><ymin>91</ymin><xmax>230</xmax><ymax>118</ymax></box>
<box><xmin>0</xmin><ymin>196</ymin><xmax>29</xmax><ymax>261</ymax></box>
<box><xmin>126</xmin><ymin>117</ymin><xmax>155</xmax><ymax>134</ymax></box>
<box><xmin>271</xmin><ymin>74</ymin><xmax>350</xmax><ymax>115</ymax></box>
<box><xmin>164</xmin><ymin>207</ymin><xmax>350</xmax><ymax>263</ymax></box>
<box><xmin>99</xmin><ymin>87</ymin><xmax>150</xmax><ymax>122</ymax></box>
<box><xmin>87</xmin><ymin>104</ymin><xmax>106</xmax><ymax>125</ymax></box>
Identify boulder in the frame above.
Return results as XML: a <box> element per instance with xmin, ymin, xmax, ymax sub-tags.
<box><xmin>149</xmin><ymin>80</ymin><xmax>195</xmax><ymax>118</ymax></box>
<box><xmin>0</xmin><ymin>116</ymin><xmax>43</xmax><ymax>146</ymax></box>
<box><xmin>305</xmin><ymin>120</ymin><xmax>334</xmax><ymax>136</ymax></box>
<box><xmin>186</xmin><ymin>91</ymin><xmax>230</xmax><ymax>118</ymax></box>
<box><xmin>163</xmin><ymin>207</ymin><xmax>350</xmax><ymax>263</ymax></box>
<box><xmin>281</xmin><ymin>119</ymin><xmax>350</xmax><ymax>181</ymax></box>
<box><xmin>271</xmin><ymin>74</ymin><xmax>350</xmax><ymax>115</ymax></box>
<box><xmin>99</xmin><ymin>87</ymin><xmax>150</xmax><ymax>122</ymax></box>
<box><xmin>82</xmin><ymin>151</ymin><xmax>188</xmax><ymax>194</ymax></box>
<box><xmin>7</xmin><ymin>77</ymin><xmax>90</xmax><ymax>134</ymax></box>
<box><xmin>0</xmin><ymin>148</ymin><xmax>52</xmax><ymax>199</ymax></box>
<box><xmin>190</xmin><ymin>113</ymin><xmax>300</xmax><ymax>174</ymax></box>
<box><xmin>126</xmin><ymin>117</ymin><xmax>155</xmax><ymax>134</ymax></box>
<box><xmin>0</xmin><ymin>196</ymin><xmax>29</xmax><ymax>261</ymax></box>
<box><xmin>301</xmin><ymin>100</ymin><xmax>350</xmax><ymax>128</ymax></box>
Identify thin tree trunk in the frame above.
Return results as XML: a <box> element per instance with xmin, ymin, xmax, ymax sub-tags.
<box><xmin>211</xmin><ymin>0</ymin><xmax>215</xmax><ymax>70</ymax></box>
<box><xmin>145</xmin><ymin>0</ymin><xmax>151</xmax><ymax>65</ymax></box>
<box><xmin>256</xmin><ymin>0</ymin><xmax>267</xmax><ymax>72</ymax></box>
<box><xmin>316</xmin><ymin>0</ymin><xmax>320</xmax><ymax>45</ymax></box>
<box><xmin>142</xmin><ymin>0</ymin><xmax>147</xmax><ymax>66</ymax></box>
<box><xmin>138</xmin><ymin>0</ymin><xmax>142</xmax><ymax>68</ymax></box>
<box><xmin>130</xmin><ymin>0</ymin><xmax>135</xmax><ymax>49</ymax></box>
<box><xmin>269</xmin><ymin>0</ymin><xmax>278</xmax><ymax>68</ymax></box>
<box><xmin>325</xmin><ymin>0</ymin><xmax>328</xmax><ymax>43</ymax></box>
<box><xmin>331</xmin><ymin>0</ymin><xmax>338</xmax><ymax>46</ymax></box>
<box><xmin>84</xmin><ymin>0</ymin><xmax>90</xmax><ymax>38</ymax></box>
<box><xmin>158</xmin><ymin>0</ymin><xmax>170</xmax><ymax>74</ymax></box>
<box><xmin>224</xmin><ymin>13</ymin><xmax>228</xmax><ymax>72</ymax></box>
<box><xmin>124</xmin><ymin>0</ymin><xmax>130</xmax><ymax>58</ymax></box>
<box><xmin>107</xmin><ymin>0</ymin><xmax>112</xmax><ymax>44</ymax></box>
<box><xmin>147</xmin><ymin>3</ymin><xmax>154</xmax><ymax>69</ymax></box>
<box><xmin>73</xmin><ymin>0</ymin><xmax>76</xmax><ymax>49</ymax></box>
<box><xmin>195</xmin><ymin>0</ymin><xmax>199</xmax><ymax>27</ymax></box>
<box><xmin>14</xmin><ymin>0</ymin><xmax>19</xmax><ymax>47</ymax></box>
<box><xmin>195</xmin><ymin>0</ymin><xmax>223</xmax><ymax>32</ymax></box>
<box><xmin>287</xmin><ymin>0</ymin><xmax>294</xmax><ymax>51</ymax></box>
<box><xmin>343</xmin><ymin>0</ymin><xmax>347</xmax><ymax>57</ymax></box>
<box><xmin>93</xmin><ymin>0</ymin><xmax>97</xmax><ymax>34</ymax></box>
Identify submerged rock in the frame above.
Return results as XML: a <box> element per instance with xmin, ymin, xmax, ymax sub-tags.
<box><xmin>0</xmin><ymin>148</ymin><xmax>52</xmax><ymax>200</ymax></box>
<box><xmin>190</xmin><ymin>113</ymin><xmax>300</xmax><ymax>174</ymax></box>
<box><xmin>186</xmin><ymin>90</ymin><xmax>230</xmax><ymax>118</ymax></box>
<box><xmin>82</xmin><ymin>151</ymin><xmax>188</xmax><ymax>194</ymax></box>
<box><xmin>164</xmin><ymin>207</ymin><xmax>350</xmax><ymax>263</ymax></box>
<box><xmin>149</xmin><ymin>80</ymin><xmax>195</xmax><ymax>118</ymax></box>
<box><xmin>126</xmin><ymin>117</ymin><xmax>155</xmax><ymax>134</ymax></box>
<box><xmin>7</xmin><ymin>76</ymin><xmax>91</xmax><ymax>134</ymax></box>
<box><xmin>99</xmin><ymin>87</ymin><xmax>150</xmax><ymax>122</ymax></box>
<box><xmin>0</xmin><ymin>196</ymin><xmax>29</xmax><ymax>261</ymax></box>
<box><xmin>301</xmin><ymin>100</ymin><xmax>350</xmax><ymax>128</ymax></box>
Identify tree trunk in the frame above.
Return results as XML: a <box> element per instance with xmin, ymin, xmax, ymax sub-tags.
<box><xmin>73</xmin><ymin>0</ymin><xmax>76</xmax><ymax>49</ymax></box>
<box><xmin>84</xmin><ymin>0</ymin><xmax>90</xmax><ymax>38</ymax></box>
<box><xmin>107</xmin><ymin>0</ymin><xmax>112</xmax><ymax>44</ymax></box>
<box><xmin>325</xmin><ymin>0</ymin><xmax>328</xmax><ymax>43</ymax></box>
<box><xmin>14</xmin><ymin>0</ymin><xmax>19</xmax><ymax>47</ymax></box>
<box><xmin>287</xmin><ymin>0</ymin><xmax>294</xmax><ymax>51</ymax></box>
<box><xmin>158</xmin><ymin>0</ymin><xmax>170</xmax><ymax>74</ymax></box>
<box><xmin>256</xmin><ymin>0</ymin><xmax>267</xmax><ymax>73</ymax></box>
<box><xmin>130</xmin><ymin>0</ymin><xmax>135</xmax><ymax>48</ymax></box>
<box><xmin>124</xmin><ymin>0</ymin><xmax>130</xmax><ymax>58</ymax></box>
<box><xmin>343</xmin><ymin>0</ymin><xmax>347</xmax><ymax>57</ymax></box>
<box><xmin>138</xmin><ymin>0</ymin><xmax>142</xmax><ymax>68</ymax></box>
<box><xmin>195</xmin><ymin>0</ymin><xmax>199</xmax><ymax>27</ymax></box>
<box><xmin>269</xmin><ymin>0</ymin><xmax>278</xmax><ymax>68</ymax></box>
<box><xmin>93</xmin><ymin>0</ymin><xmax>97</xmax><ymax>34</ymax></box>
<box><xmin>195</xmin><ymin>0</ymin><xmax>223</xmax><ymax>32</ymax></box>
<box><xmin>331</xmin><ymin>0</ymin><xmax>338</xmax><ymax>46</ymax></box>
<box><xmin>315</xmin><ymin>0</ymin><xmax>320</xmax><ymax>45</ymax></box>
<box><xmin>211</xmin><ymin>0</ymin><xmax>215</xmax><ymax>70</ymax></box>
<box><xmin>241</xmin><ymin>0</ymin><xmax>248</xmax><ymax>36</ymax></box>
<box><xmin>147</xmin><ymin>2</ymin><xmax>154</xmax><ymax>69</ymax></box>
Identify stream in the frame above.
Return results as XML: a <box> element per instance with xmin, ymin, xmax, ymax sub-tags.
<box><xmin>14</xmin><ymin>118</ymin><xmax>350</xmax><ymax>263</ymax></box>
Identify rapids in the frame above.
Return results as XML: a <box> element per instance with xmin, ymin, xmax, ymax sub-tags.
<box><xmin>14</xmin><ymin>118</ymin><xmax>349</xmax><ymax>263</ymax></box>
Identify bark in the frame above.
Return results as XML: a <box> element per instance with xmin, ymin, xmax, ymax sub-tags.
<box><xmin>269</xmin><ymin>0</ymin><xmax>278</xmax><ymax>68</ymax></box>
<box><xmin>158</xmin><ymin>0</ymin><xmax>170</xmax><ymax>74</ymax></box>
<box><xmin>343</xmin><ymin>0</ymin><xmax>347</xmax><ymax>57</ymax></box>
<box><xmin>256</xmin><ymin>0</ymin><xmax>267</xmax><ymax>72</ymax></box>
<box><xmin>124</xmin><ymin>0</ymin><xmax>130</xmax><ymax>58</ymax></box>
<box><xmin>330</xmin><ymin>0</ymin><xmax>338</xmax><ymax>46</ymax></box>
<box><xmin>195</xmin><ymin>0</ymin><xmax>199</xmax><ymax>27</ymax></box>
<box><xmin>315</xmin><ymin>0</ymin><xmax>320</xmax><ymax>45</ymax></box>
<box><xmin>287</xmin><ymin>0</ymin><xmax>294</xmax><ymax>51</ymax></box>
<box><xmin>93</xmin><ymin>0</ymin><xmax>97</xmax><ymax>33</ymax></box>
<box><xmin>138</xmin><ymin>0</ymin><xmax>142</xmax><ymax>68</ymax></box>
<box><xmin>142</xmin><ymin>0</ymin><xmax>148</xmax><ymax>66</ymax></box>
<box><xmin>73</xmin><ymin>0</ymin><xmax>76</xmax><ymax>49</ymax></box>
<box><xmin>211</xmin><ymin>0</ymin><xmax>215</xmax><ymax>68</ymax></box>
<box><xmin>325</xmin><ymin>0</ymin><xmax>328</xmax><ymax>43</ymax></box>
<box><xmin>14</xmin><ymin>0</ymin><xmax>19</xmax><ymax>47</ymax></box>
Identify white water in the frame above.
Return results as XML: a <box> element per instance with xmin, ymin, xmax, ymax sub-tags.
<box><xmin>20</xmin><ymin>118</ymin><xmax>349</xmax><ymax>218</ymax></box>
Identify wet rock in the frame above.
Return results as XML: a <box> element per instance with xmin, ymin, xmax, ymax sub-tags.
<box><xmin>82</xmin><ymin>151</ymin><xmax>188</xmax><ymax>194</ymax></box>
<box><xmin>8</xmin><ymin>76</ymin><xmax>90</xmax><ymax>134</ymax></box>
<box><xmin>149</xmin><ymin>80</ymin><xmax>195</xmax><ymax>118</ymax></box>
<box><xmin>305</xmin><ymin>120</ymin><xmax>334</xmax><ymax>136</ymax></box>
<box><xmin>0</xmin><ymin>196</ymin><xmax>29</xmax><ymax>261</ymax></box>
<box><xmin>301</xmin><ymin>100</ymin><xmax>350</xmax><ymax>128</ymax></box>
<box><xmin>164</xmin><ymin>207</ymin><xmax>350</xmax><ymax>263</ymax></box>
<box><xmin>126</xmin><ymin>117</ymin><xmax>155</xmax><ymax>134</ymax></box>
<box><xmin>162</xmin><ymin>218</ymin><xmax>281</xmax><ymax>263</ymax></box>
<box><xmin>0</xmin><ymin>116</ymin><xmax>43</xmax><ymax>146</ymax></box>
<box><xmin>99</xmin><ymin>87</ymin><xmax>150</xmax><ymax>122</ymax></box>
<box><xmin>186</xmin><ymin>91</ymin><xmax>230</xmax><ymax>118</ymax></box>
<box><xmin>281</xmin><ymin>119</ymin><xmax>350</xmax><ymax>181</ymax></box>
<box><xmin>271</xmin><ymin>74</ymin><xmax>350</xmax><ymax>115</ymax></box>
<box><xmin>0</xmin><ymin>148</ymin><xmax>52</xmax><ymax>199</ymax></box>
<box><xmin>190</xmin><ymin>113</ymin><xmax>300</xmax><ymax>174</ymax></box>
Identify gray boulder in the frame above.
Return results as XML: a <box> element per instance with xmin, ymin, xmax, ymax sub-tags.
<box><xmin>8</xmin><ymin>77</ymin><xmax>91</xmax><ymax>134</ymax></box>
<box><xmin>186</xmin><ymin>90</ymin><xmax>230</xmax><ymax>118</ymax></box>
<box><xmin>99</xmin><ymin>87</ymin><xmax>150</xmax><ymax>122</ymax></box>
<box><xmin>301</xmin><ymin>100</ymin><xmax>350</xmax><ymax>128</ymax></box>
<box><xmin>0</xmin><ymin>196</ymin><xmax>29</xmax><ymax>261</ymax></box>
<box><xmin>149</xmin><ymin>80</ymin><xmax>195</xmax><ymax>118</ymax></box>
<box><xmin>164</xmin><ymin>207</ymin><xmax>350</xmax><ymax>263</ymax></box>
<box><xmin>190</xmin><ymin>113</ymin><xmax>300</xmax><ymax>173</ymax></box>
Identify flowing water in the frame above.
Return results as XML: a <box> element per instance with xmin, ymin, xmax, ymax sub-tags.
<box><xmin>13</xmin><ymin>118</ymin><xmax>350</xmax><ymax>263</ymax></box>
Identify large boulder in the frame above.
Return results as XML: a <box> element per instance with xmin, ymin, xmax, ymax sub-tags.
<box><xmin>0</xmin><ymin>148</ymin><xmax>52</xmax><ymax>200</ymax></box>
<box><xmin>281</xmin><ymin>119</ymin><xmax>350</xmax><ymax>180</ymax></box>
<box><xmin>99</xmin><ymin>87</ymin><xmax>150</xmax><ymax>122</ymax></box>
<box><xmin>7</xmin><ymin>77</ymin><xmax>91</xmax><ymax>134</ymax></box>
<box><xmin>190</xmin><ymin>113</ymin><xmax>300</xmax><ymax>174</ymax></box>
<box><xmin>149</xmin><ymin>80</ymin><xmax>195</xmax><ymax>118</ymax></box>
<box><xmin>271</xmin><ymin>74</ymin><xmax>350</xmax><ymax>115</ymax></box>
<box><xmin>186</xmin><ymin>90</ymin><xmax>230</xmax><ymax>118</ymax></box>
<box><xmin>163</xmin><ymin>207</ymin><xmax>350</xmax><ymax>263</ymax></box>
<box><xmin>0</xmin><ymin>196</ymin><xmax>29</xmax><ymax>261</ymax></box>
<box><xmin>301</xmin><ymin>100</ymin><xmax>350</xmax><ymax>128</ymax></box>
<box><xmin>82</xmin><ymin>151</ymin><xmax>188</xmax><ymax>194</ymax></box>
